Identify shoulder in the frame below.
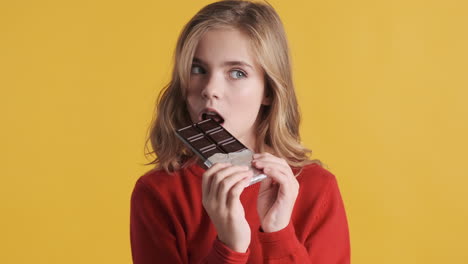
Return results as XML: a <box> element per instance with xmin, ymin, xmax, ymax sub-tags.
<box><xmin>131</xmin><ymin>163</ymin><xmax>204</xmax><ymax>203</ymax></box>
<box><xmin>296</xmin><ymin>162</ymin><xmax>338</xmax><ymax>188</ymax></box>
<box><xmin>136</xmin><ymin>168</ymin><xmax>182</xmax><ymax>190</ymax></box>
<box><xmin>130</xmin><ymin>169</ymin><xmax>175</xmax><ymax>206</ymax></box>
<box><xmin>294</xmin><ymin>162</ymin><xmax>342</xmax><ymax>204</ymax></box>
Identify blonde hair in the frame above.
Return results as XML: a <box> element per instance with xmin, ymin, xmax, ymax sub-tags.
<box><xmin>144</xmin><ymin>0</ymin><xmax>324</xmax><ymax>173</ymax></box>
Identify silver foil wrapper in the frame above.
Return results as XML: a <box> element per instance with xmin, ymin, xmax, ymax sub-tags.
<box><xmin>204</xmin><ymin>149</ymin><xmax>267</xmax><ymax>187</ymax></box>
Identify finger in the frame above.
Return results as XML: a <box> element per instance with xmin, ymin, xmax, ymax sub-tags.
<box><xmin>253</xmin><ymin>152</ymin><xmax>289</xmax><ymax>167</ymax></box>
<box><xmin>252</xmin><ymin>159</ymin><xmax>287</xmax><ymax>173</ymax></box>
<box><xmin>253</xmin><ymin>152</ymin><xmax>279</xmax><ymax>159</ymax></box>
<box><xmin>217</xmin><ymin>169</ymin><xmax>253</xmax><ymax>207</ymax></box>
<box><xmin>227</xmin><ymin>172</ymin><xmax>253</xmax><ymax>209</ymax></box>
<box><xmin>209</xmin><ymin>165</ymin><xmax>250</xmax><ymax>201</ymax></box>
<box><xmin>252</xmin><ymin>160</ymin><xmax>292</xmax><ymax>187</ymax></box>
<box><xmin>263</xmin><ymin>162</ymin><xmax>299</xmax><ymax>199</ymax></box>
<box><xmin>202</xmin><ymin>163</ymin><xmax>231</xmax><ymax>198</ymax></box>
<box><xmin>252</xmin><ymin>158</ymin><xmax>290</xmax><ymax>176</ymax></box>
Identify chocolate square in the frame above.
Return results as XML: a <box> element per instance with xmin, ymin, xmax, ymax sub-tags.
<box><xmin>220</xmin><ymin>139</ymin><xmax>246</xmax><ymax>153</ymax></box>
<box><xmin>196</xmin><ymin>119</ymin><xmax>222</xmax><ymax>133</ymax></box>
<box><xmin>208</xmin><ymin>129</ymin><xmax>233</xmax><ymax>144</ymax></box>
<box><xmin>202</xmin><ymin>146</ymin><xmax>223</xmax><ymax>158</ymax></box>
<box><xmin>178</xmin><ymin>125</ymin><xmax>203</xmax><ymax>141</ymax></box>
<box><xmin>190</xmin><ymin>137</ymin><xmax>214</xmax><ymax>151</ymax></box>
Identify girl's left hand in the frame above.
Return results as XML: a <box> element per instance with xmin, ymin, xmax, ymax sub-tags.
<box><xmin>252</xmin><ymin>152</ymin><xmax>299</xmax><ymax>233</ymax></box>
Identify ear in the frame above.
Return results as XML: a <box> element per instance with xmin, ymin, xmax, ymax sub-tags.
<box><xmin>262</xmin><ymin>94</ymin><xmax>272</xmax><ymax>106</ymax></box>
<box><xmin>262</xmin><ymin>80</ymin><xmax>272</xmax><ymax>105</ymax></box>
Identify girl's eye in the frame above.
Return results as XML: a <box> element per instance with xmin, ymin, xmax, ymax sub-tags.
<box><xmin>229</xmin><ymin>69</ymin><xmax>247</xmax><ymax>79</ymax></box>
<box><xmin>191</xmin><ymin>65</ymin><xmax>205</xmax><ymax>74</ymax></box>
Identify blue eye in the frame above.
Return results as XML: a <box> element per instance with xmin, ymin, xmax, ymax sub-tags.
<box><xmin>230</xmin><ymin>70</ymin><xmax>247</xmax><ymax>79</ymax></box>
<box><xmin>191</xmin><ymin>65</ymin><xmax>205</xmax><ymax>74</ymax></box>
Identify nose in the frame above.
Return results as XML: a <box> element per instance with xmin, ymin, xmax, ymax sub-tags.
<box><xmin>201</xmin><ymin>73</ymin><xmax>222</xmax><ymax>100</ymax></box>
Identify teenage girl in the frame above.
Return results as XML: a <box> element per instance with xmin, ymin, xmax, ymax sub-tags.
<box><xmin>130</xmin><ymin>1</ymin><xmax>350</xmax><ymax>263</ymax></box>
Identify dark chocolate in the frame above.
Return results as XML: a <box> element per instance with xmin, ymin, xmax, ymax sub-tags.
<box><xmin>175</xmin><ymin>119</ymin><xmax>248</xmax><ymax>162</ymax></box>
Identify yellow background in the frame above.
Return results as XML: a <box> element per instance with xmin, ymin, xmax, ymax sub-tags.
<box><xmin>1</xmin><ymin>0</ymin><xmax>467</xmax><ymax>263</ymax></box>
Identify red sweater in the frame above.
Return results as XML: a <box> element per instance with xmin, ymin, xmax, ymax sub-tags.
<box><xmin>130</xmin><ymin>162</ymin><xmax>350</xmax><ymax>263</ymax></box>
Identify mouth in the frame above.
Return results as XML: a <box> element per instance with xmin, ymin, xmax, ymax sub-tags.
<box><xmin>200</xmin><ymin>109</ymin><xmax>225</xmax><ymax>124</ymax></box>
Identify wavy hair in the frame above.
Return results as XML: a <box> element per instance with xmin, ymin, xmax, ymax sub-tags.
<box><xmin>144</xmin><ymin>0</ymin><xmax>324</xmax><ymax>173</ymax></box>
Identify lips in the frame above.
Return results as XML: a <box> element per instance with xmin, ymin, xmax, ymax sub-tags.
<box><xmin>199</xmin><ymin>108</ymin><xmax>225</xmax><ymax>124</ymax></box>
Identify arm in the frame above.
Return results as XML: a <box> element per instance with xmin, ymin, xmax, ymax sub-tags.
<box><xmin>130</xmin><ymin>177</ymin><xmax>251</xmax><ymax>264</ymax></box>
<box><xmin>130</xmin><ymin>179</ymin><xmax>186</xmax><ymax>264</ymax></box>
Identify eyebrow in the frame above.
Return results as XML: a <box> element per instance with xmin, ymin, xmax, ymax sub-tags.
<box><xmin>193</xmin><ymin>57</ymin><xmax>254</xmax><ymax>70</ymax></box>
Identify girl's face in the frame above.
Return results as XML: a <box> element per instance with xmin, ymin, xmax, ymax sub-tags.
<box><xmin>186</xmin><ymin>28</ymin><xmax>269</xmax><ymax>152</ymax></box>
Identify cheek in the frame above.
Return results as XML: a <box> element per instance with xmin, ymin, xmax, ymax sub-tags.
<box><xmin>185</xmin><ymin>94</ymin><xmax>200</xmax><ymax>121</ymax></box>
<box><xmin>188</xmin><ymin>77</ymin><xmax>203</xmax><ymax>94</ymax></box>
<box><xmin>235</xmin><ymin>81</ymin><xmax>265</xmax><ymax>104</ymax></box>
<box><xmin>229</xmin><ymin>92</ymin><xmax>264</xmax><ymax>118</ymax></box>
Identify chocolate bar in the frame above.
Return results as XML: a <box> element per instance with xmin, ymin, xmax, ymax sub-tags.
<box><xmin>175</xmin><ymin>118</ymin><xmax>248</xmax><ymax>164</ymax></box>
<box><xmin>175</xmin><ymin>118</ymin><xmax>268</xmax><ymax>186</ymax></box>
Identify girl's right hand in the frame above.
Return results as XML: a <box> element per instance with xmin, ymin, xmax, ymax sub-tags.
<box><xmin>201</xmin><ymin>162</ymin><xmax>253</xmax><ymax>253</ymax></box>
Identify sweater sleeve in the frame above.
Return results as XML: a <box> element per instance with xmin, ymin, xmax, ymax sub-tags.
<box><xmin>257</xmin><ymin>173</ymin><xmax>350</xmax><ymax>263</ymax></box>
<box><xmin>130</xmin><ymin>178</ymin><xmax>251</xmax><ymax>264</ymax></box>
<box><xmin>130</xmin><ymin>178</ymin><xmax>186</xmax><ymax>264</ymax></box>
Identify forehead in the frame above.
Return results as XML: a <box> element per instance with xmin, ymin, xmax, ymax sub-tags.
<box><xmin>194</xmin><ymin>28</ymin><xmax>261</xmax><ymax>70</ymax></box>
